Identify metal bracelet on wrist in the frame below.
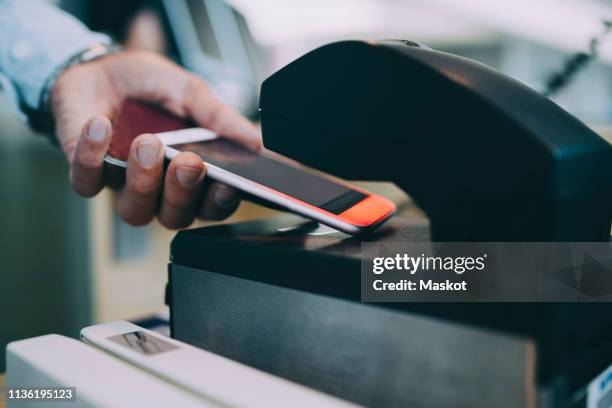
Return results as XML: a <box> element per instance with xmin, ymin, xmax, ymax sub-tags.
<box><xmin>28</xmin><ymin>43</ymin><xmax>123</xmax><ymax>141</ymax></box>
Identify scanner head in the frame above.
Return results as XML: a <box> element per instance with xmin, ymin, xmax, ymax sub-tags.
<box><xmin>259</xmin><ymin>40</ymin><xmax>612</xmax><ymax>241</ymax></box>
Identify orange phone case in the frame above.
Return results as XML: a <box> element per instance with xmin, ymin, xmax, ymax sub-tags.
<box><xmin>107</xmin><ymin>100</ymin><xmax>395</xmax><ymax>231</ymax></box>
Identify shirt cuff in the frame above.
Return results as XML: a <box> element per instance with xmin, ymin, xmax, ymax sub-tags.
<box><xmin>0</xmin><ymin>72</ymin><xmax>27</xmax><ymax>122</ymax></box>
<box><xmin>0</xmin><ymin>1</ymin><xmax>111</xmax><ymax>112</ymax></box>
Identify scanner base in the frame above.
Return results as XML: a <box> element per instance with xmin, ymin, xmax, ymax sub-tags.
<box><xmin>168</xmin><ymin>216</ymin><xmax>612</xmax><ymax>407</ymax></box>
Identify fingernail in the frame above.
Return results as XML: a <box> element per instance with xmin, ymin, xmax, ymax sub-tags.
<box><xmin>88</xmin><ymin>118</ymin><xmax>108</xmax><ymax>142</ymax></box>
<box><xmin>176</xmin><ymin>166</ymin><xmax>202</xmax><ymax>187</ymax></box>
<box><xmin>136</xmin><ymin>139</ymin><xmax>160</xmax><ymax>167</ymax></box>
<box><xmin>214</xmin><ymin>184</ymin><xmax>239</xmax><ymax>208</ymax></box>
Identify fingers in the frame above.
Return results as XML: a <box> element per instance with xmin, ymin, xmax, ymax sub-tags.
<box><xmin>70</xmin><ymin>117</ymin><xmax>112</xmax><ymax>197</ymax></box>
<box><xmin>116</xmin><ymin>134</ymin><xmax>164</xmax><ymax>226</ymax></box>
<box><xmin>198</xmin><ymin>182</ymin><xmax>241</xmax><ymax>221</ymax></box>
<box><xmin>99</xmin><ymin>52</ymin><xmax>261</xmax><ymax>150</ymax></box>
<box><xmin>158</xmin><ymin>152</ymin><xmax>206</xmax><ymax>229</ymax></box>
<box><xmin>184</xmin><ymin>78</ymin><xmax>262</xmax><ymax>151</ymax></box>
<box><xmin>51</xmin><ymin>62</ymin><xmax>115</xmax><ymax>159</ymax></box>
<box><xmin>72</xmin><ymin>124</ymin><xmax>240</xmax><ymax>227</ymax></box>
<box><xmin>53</xmin><ymin>52</ymin><xmax>251</xmax><ymax>228</ymax></box>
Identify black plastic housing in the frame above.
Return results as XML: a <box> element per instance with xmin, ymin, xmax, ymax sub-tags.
<box><xmin>259</xmin><ymin>40</ymin><xmax>612</xmax><ymax>241</ymax></box>
<box><xmin>168</xmin><ymin>215</ymin><xmax>612</xmax><ymax>405</ymax></box>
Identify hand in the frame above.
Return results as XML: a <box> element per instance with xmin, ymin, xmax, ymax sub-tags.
<box><xmin>51</xmin><ymin>50</ymin><xmax>261</xmax><ymax>228</ymax></box>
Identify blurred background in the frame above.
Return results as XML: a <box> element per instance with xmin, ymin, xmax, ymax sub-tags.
<box><xmin>1</xmin><ymin>0</ymin><xmax>612</xmax><ymax>371</ymax></box>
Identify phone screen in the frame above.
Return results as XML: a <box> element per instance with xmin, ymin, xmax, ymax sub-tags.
<box><xmin>173</xmin><ymin>139</ymin><xmax>367</xmax><ymax>214</ymax></box>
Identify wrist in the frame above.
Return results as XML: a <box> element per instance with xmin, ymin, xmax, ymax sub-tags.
<box><xmin>30</xmin><ymin>43</ymin><xmax>123</xmax><ymax>140</ymax></box>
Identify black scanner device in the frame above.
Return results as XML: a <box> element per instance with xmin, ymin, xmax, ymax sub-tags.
<box><xmin>169</xmin><ymin>41</ymin><xmax>612</xmax><ymax>405</ymax></box>
<box><xmin>259</xmin><ymin>40</ymin><xmax>612</xmax><ymax>241</ymax></box>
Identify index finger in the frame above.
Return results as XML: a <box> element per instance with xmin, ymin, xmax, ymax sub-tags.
<box><xmin>70</xmin><ymin>116</ymin><xmax>112</xmax><ymax>197</ymax></box>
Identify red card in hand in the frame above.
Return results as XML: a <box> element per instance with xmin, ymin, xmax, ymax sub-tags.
<box><xmin>107</xmin><ymin>99</ymin><xmax>192</xmax><ymax>164</ymax></box>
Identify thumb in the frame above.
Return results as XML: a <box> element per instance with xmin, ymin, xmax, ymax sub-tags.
<box><xmin>183</xmin><ymin>77</ymin><xmax>262</xmax><ymax>151</ymax></box>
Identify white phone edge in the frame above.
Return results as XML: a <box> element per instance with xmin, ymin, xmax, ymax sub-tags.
<box><xmin>106</xmin><ymin>128</ymin><xmax>393</xmax><ymax>235</ymax></box>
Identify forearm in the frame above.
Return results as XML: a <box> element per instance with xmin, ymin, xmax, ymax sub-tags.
<box><xmin>0</xmin><ymin>0</ymin><xmax>110</xmax><ymax>117</ymax></box>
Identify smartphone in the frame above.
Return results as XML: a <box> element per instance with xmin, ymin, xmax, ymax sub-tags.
<box><xmin>104</xmin><ymin>101</ymin><xmax>395</xmax><ymax>235</ymax></box>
